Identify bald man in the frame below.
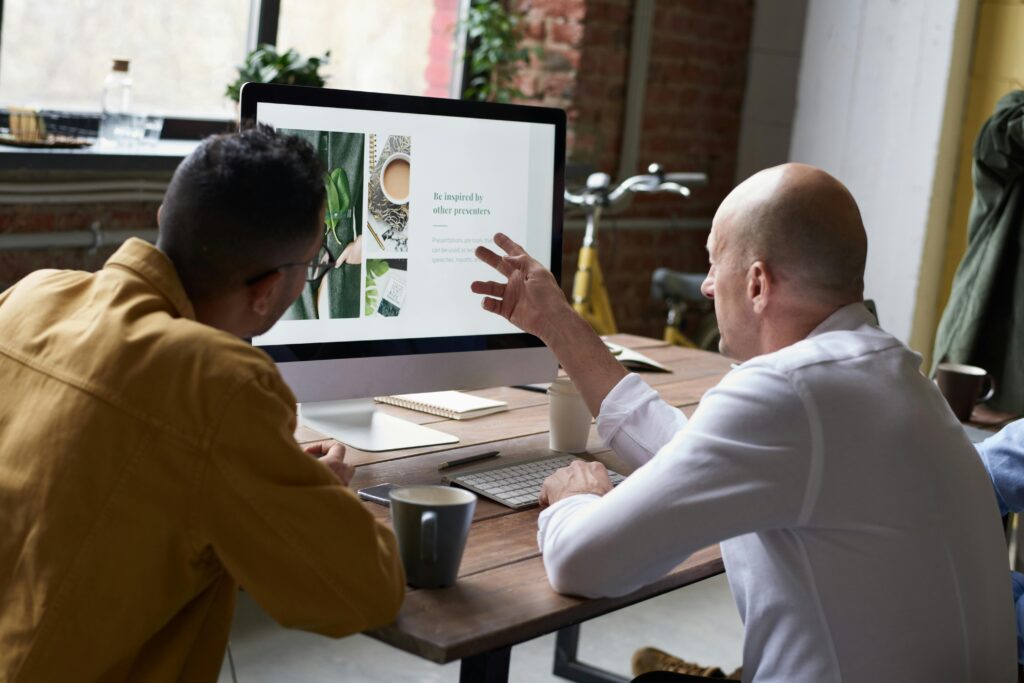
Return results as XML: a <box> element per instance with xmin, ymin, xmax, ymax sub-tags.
<box><xmin>472</xmin><ymin>164</ymin><xmax>1015</xmax><ymax>681</ymax></box>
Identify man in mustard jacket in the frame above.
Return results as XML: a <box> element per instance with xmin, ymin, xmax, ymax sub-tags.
<box><xmin>0</xmin><ymin>126</ymin><xmax>405</xmax><ymax>681</ymax></box>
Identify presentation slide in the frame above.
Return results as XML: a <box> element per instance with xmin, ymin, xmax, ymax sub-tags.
<box><xmin>252</xmin><ymin>102</ymin><xmax>556</xmax><ymax>346</ymax></box>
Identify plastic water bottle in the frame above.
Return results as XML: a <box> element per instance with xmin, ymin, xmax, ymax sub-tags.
<box><xmin>98</xmin><ymin>59</ymin><xmax>132</xmax><ymax>146</ymax></box>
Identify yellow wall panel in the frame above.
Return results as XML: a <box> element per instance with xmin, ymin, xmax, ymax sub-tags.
<box><xmin>973</xmin><ymin>5</ymin><xmax>1024</xmax><ymax>79</ymax></box>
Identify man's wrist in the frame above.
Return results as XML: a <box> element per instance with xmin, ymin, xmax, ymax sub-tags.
<box><xmin>543</xmin><ymin>306</ymin><xmax>593</xmax><ymax>351</ymax></box>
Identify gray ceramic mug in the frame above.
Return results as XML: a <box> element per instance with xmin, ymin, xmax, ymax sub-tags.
<box><xmin>390</xmin><ymin>486</ymin><xmax>476</xmax><ymax>588</ymax></box>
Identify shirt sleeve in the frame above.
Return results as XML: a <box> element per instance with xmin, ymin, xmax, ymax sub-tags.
<box><xmin>976</xmin><ymin>418</ymin><xmax>1024</xmax><ymax>516</ymax></box>
<box><xmin>1011</xmin><ymin>571</ymin><xmax>1024</xmax><ymax>664</ymax></box>
<box><xmin>596</xmin><ymin>373</ymin><xmax>689</xmax><ymax>468</ymax></box>
<box><xmin>539</xmin><ymin>366</ymin><xmax>813</xmax><ymax>598</ymax></box>
<box><xmin>199</xmin><ymin>371</ymin><xmax>405</xmax><ymax>637</ymax></box>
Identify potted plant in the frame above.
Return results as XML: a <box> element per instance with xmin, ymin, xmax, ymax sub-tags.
<box><xmin>461</xmin><ymin>1</ymin><xmax>537</xmax><ymax>103</ymax></box>
<box><xmin>226</xmin><ymin>44</ymin><xmax>330</xmax><ymax>102</ymax></box>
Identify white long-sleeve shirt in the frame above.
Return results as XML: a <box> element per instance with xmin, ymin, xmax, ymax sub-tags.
<box><xmin>538</xmin><ymin>303</ymin><xmax>1015</xmax><ymax>682</ymax></box>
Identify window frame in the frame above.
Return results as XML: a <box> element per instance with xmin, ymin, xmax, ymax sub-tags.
<box><xmin>0</xmin><ymin>0</ymin><xmax>469</xmax><ymax>142</ymax></box>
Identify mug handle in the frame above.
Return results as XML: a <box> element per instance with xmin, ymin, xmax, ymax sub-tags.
<box><xmin>977</xmin><ymin>374</ymin><xmax>996</xmax><ymax>404</ymax></box>
<box><xmin>420</xmin><ymin>511</ymin><xmax>437</xmax><ymax>563</ymax></box>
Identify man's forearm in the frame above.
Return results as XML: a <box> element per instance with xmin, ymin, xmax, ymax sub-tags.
<box><xmin>543</xmin><ymin>311</ymin><xmax>627</xmax><ymax>416</ymax></box>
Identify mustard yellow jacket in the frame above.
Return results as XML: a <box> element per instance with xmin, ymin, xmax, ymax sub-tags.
<box><xmin>0</xmin><ymin>239</ymin><xmax>404</xmax><ymax>681</ymax></box>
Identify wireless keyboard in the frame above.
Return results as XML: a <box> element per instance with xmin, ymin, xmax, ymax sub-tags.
<box><xmin>442</xmin><ymin>455</ymin><xmax>625</xmax><ymax>509</ymax></box>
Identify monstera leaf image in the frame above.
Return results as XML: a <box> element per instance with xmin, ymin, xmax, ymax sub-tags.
<box><xmin>324</xmin><ymin>167</ymin><xmax>352</xmax><ymax>244</ymax></box>
<box><xmin>365</xmin><ymin>259</ymin><xmax>390</xmax><ymax>316</ymax></box>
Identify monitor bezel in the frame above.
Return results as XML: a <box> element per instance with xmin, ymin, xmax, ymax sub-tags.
<box><xmin>239</xmin><ymin>82</ymin><xmax>566</xmax><ymax>363</ymax></box>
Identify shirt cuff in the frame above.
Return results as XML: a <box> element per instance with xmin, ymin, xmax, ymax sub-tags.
<box><xmin>537</xmin><ymin>493</ymin><xmax>601</xmax><ymax>552</ymax></box>
<box><xmin>596</xmin><ymin>373</ymin><xmax>658</xmax><ymax>446</ymax></box>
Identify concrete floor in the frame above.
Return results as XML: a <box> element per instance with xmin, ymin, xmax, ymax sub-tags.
<box><xmin>217</xmin><ymin>573</ymin><xmax>744</xmax><ymax>682</ymax></box>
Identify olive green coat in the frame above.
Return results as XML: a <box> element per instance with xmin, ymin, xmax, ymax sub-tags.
<box><xmin>933</xmin><ymin>90</ymin><xmax>1024</xmax><ymax>413</ymax></box>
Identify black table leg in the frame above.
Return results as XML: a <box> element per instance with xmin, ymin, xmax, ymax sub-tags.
<box><xmin>553</xmin><ymin>624</ymin><xmax>630</xmax><ymax>683</ymax></box>
<box><xmin>460</xmin><ymin>645</ymin><xmax>512</xmax><ymax>683</ymax></box>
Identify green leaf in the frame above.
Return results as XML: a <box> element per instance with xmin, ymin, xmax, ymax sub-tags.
<box><xmin>367</xmin><ymin>259</ymin><xmax>390</xmax><ymax>278</ymax></box>
<box><xmin>459</xmin><ymin>0</ymin><xmax>533</xmax><ymax>102</ymax></box>
<box><xmin>225</xmin><ymin>44</ymin><xmax>329</xmax><ymax>102</ymax></box>
<box><xmin>330</xmin><ymin>167</ymin><xmax>352</xmax><ymax>214</ymax></box>
<box><xmin>364</xmin><ymin>259</ymin><xmax>390</xmax><ymax>315</ymax></box>
<box><xmin>323</xmin><ymin>167</ymin><xmax>353</xmax><ymax>243</ymax></box>
<box><xmin>325</xmin><ymin>174</ymin><xmax>340</xmax><ymax>222</ymax></box>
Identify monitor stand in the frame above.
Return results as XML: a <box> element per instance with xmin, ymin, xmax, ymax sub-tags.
<box><xmin>298</xmin><ymin>398</ymin><xmax>459</xmax><ymax>452</ymax></box>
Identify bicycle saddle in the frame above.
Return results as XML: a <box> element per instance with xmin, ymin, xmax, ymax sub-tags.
<box><xmin>651</xmin><ymin>268</ymin><xmax>708</xmax><ymax>304</ymax></box>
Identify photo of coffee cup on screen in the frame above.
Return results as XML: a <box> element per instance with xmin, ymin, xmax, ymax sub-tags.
<box><xmin>366</xmin><ymin>133</ymin><xmax>411</xmax><ymax>254</ymax></box>
<box><xmin>380</xmin><ymin>152</ymin><xmax>410</xmax><ymax>205</ymax></box>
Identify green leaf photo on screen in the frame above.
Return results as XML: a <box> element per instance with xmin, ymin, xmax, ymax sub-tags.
<box><xmin>325</xmin><ymin>167</ymin><xmax>352</xmax><ymax>245</ymax></box>
<box><xmin>278</xmin><ymin>128</ymin><xmax>364</xmax><ymax>321</ymax></box>
<box><xmin>365</xmin><ymin>259</ymin><xmax>390</xmax><ymax>316</ymax></box>
<box><xmin>365</xmin><ymin>259</ymin><xmax>407</xmax><ymax>318</ymax></box>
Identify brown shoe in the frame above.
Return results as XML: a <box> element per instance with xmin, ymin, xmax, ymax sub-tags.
<box><xmin>631</xmin><ymin>646</ymin><xmax>731</xmax><ymax>678</ymax></box>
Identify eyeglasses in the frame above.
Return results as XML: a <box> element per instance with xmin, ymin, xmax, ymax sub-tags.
<box><xmin>244</xmin><ymin>244</ymin><xmax>340</xmax><ymax>286</ymax></box>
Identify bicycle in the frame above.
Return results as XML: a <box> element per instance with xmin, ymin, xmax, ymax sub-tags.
<box><xmin>651</xmin><ymin>267</ymin><xmax>720</xmax><ymax>351</ymax></box>
<box><xmin>563</xmin><ymin>164</ymin><xmax>716</xmax><ymax>348</ymax></box>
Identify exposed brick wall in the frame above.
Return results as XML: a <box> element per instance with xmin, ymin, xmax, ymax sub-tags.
<box><xmin>0</xmin><ymin>178</ymin><xmax>161</xmax><ymax>290</ymax></box>
<box><xmin>517</xmin><ymin>0</ymin><xmax>753</xmax><ymax>337</ymax></box>
<box><xmin>562</xmin><ymin>0</ymin><xmax>631</xmax><ymax>174</ymax></box>
<box><xmin>634</xmin><ymin>0</ymin><xmax>752</xmax><ymax>218</ymax></box>
<box><xmin>516</xmin><ymin>0</ymin><xmax>591</xmax><ymax>151</ymax></box>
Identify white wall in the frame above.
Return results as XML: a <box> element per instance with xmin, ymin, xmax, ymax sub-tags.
<box><xmin>735</xmin><ymin>0</ymin><xmax>809</xmax><ymax>183</ymax></box>
<box><xmin>789</xmin><ymin>0</ymin><xmax>967</xmax><ymax>344</ymax></box>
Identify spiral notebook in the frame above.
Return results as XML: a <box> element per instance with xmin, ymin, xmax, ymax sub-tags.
<box><xmin>374</xmin><ymin>391</ymin><xmax>509</xmax><ymax>420</ymax></box>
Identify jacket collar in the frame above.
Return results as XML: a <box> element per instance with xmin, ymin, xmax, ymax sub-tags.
<box><xmin>104</xmin><ymin>238</ymin><xmax>196</xmax><ymax>320</ymax></box>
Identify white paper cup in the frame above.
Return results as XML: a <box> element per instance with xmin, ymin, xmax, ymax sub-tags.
<box><xmin>548</xmin><ymin>377</ymin><xmax>592</xmax><ymax>453</ymax></box>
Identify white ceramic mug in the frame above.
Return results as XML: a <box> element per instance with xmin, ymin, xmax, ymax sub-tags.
<box><xmin>548</xmin><ymin>377</ymin><xmax>592</xmax><ymax>453</ymax></box>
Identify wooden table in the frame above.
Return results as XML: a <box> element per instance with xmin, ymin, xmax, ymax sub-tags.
<box><xmin>295</xmin><ymin>336</ymin><xmax>734</xmax><ymax>682</ymax></box>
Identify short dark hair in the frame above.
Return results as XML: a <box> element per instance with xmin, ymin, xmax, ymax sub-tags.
<box><xmin>158</xmin><ymin>124</ymin><xmax>325</xmax><ymax>299</ymax></box>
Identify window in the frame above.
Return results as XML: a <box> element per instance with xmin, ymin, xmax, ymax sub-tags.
<box><xmin>279</xmin><ymin>0</ymin><xmax>441</xmax><ymax>97</ymax></box>
<box><xmin>0</xmin><ymin>0</ymin><xmax>250</xmax><ymax>118</ymax></box>
<box><xmin>0</xmin><ymin>0</ymin><xmax>463</xmax><ymax>120</ymax></box>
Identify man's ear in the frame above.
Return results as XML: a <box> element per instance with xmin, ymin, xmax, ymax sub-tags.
<box><xmin>748</xmin><ymin>260</ymin><xmax>771</xmax><ymax>314</ymax></box>
<box><xmin>246</xmin><ymin>270</ymin><xmax>285</xmax><ymax>316</ymax></box>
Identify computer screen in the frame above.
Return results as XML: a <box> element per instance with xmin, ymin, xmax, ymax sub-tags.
<box><xmin>240</xmin><ymin>84</ymin><xmax>564</xmax><ymax>451</ymax></box>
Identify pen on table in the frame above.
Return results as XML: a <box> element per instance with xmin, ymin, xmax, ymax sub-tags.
<box><xmin>438</xmin><ymin>450</ymin><xmax>500</xmax><ymax>470</ymax></box>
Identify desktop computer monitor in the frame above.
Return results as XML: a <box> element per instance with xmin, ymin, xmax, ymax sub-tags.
<box><xmin>240</xmin><ymin>83</ymin><xmax>564</xmax><ymax>452</ymax></box>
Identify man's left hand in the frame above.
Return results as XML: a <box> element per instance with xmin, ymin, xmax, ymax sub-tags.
<box><xmin>539</xmin><ymin>460</ymin><xmax>613</xmax><ymax>508</ymax></box>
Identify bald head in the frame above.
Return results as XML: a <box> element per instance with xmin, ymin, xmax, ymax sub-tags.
<box><xmin>715</xmin><ymin>163</ymin><xmax>867</xmax><ymax>305</ymax></box>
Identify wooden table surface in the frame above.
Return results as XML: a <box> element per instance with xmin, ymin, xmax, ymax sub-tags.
<box><xmin>295</xmin><ymin>335</ymin><xmax>734</xmax><ymax>666</ymax></box>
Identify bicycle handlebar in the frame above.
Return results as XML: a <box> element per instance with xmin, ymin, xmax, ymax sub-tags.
<box><xmin>564</xmin><ymin>164</ymin><xmax>708</xmax><ymax>208</ymax></box>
